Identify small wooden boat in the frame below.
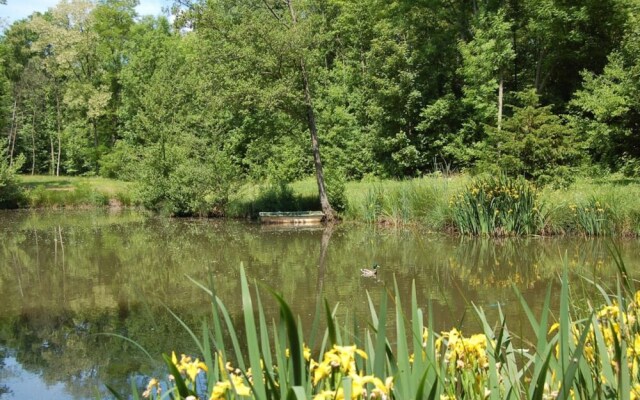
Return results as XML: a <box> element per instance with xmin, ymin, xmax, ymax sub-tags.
<box><xmin>258</xmin><ymin>211</ymin><xmax>325</xmax><ymax>225</ymax></box>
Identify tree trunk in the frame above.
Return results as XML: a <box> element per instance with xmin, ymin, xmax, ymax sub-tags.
<box><xmin>49</xmin><ymin>122</ymin><xmax>56</xmax><ymax>176</ymax></box>
<box><xmin>93</xmin><ymin>119</ymin><xmax>99</xmax><ymax>173</ymax></box>
<box><xmin>31</xmin><ymin>108</ymin><xmax>37</xmax><ymax>175</ymax></box>
<box><xmin>56</xmin><ymin>90</ymin><xmax>62</xmax><ymax>176</ymax></box>
<box><xmin>286</xmin><ymin>0</ymin><xmax>336</xmax><ymax>222</ymax></box>
<box><xmin>497</xmin><ymin>76</ymin><xmax>504</xmax><ymax>131</ymax></box>
<box><xmin>8</xmin><ymin>99</ymin><xmax>17</xmax><ymax>167</ymax></box>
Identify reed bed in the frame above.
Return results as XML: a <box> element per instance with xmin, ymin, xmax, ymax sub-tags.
<box><xmin>343</xmin><ymin>175</ymin><xmax>640</xmax><ymax>236</ymax></box>
<box><xmin>112</xmin><ymin>253</ymin><xmax>640</xmax><ymax>400</ymax></box>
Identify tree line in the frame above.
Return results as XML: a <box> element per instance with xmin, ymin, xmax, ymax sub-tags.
<box><xmin>1</xmin><ymin>0</ymin><xmax>639</xmax><ymax>215</ymax></box>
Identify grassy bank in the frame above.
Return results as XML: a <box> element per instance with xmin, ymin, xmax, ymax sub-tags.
<box><xmin>228</xmin><ymin>174</ymin><xmax>640</xmax><ymax>236</ymax></box>
<box><xmin>17</xmin><ymin>175</ymin><xmax>134</xmax><ymax>208</ymax></box>
<box><xmin>12</xmin><ymin>173</ymin><xmax>640</xmax><ymax>236</ymax></box>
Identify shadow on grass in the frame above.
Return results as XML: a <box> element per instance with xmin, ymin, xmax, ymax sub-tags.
<box><xmin>591</xmin><ymin>176</ymin><xmax>640</xmax><ymax>186</ymax></box>
<box><xmin>20</xmin><ymin>180</ymin><xmax>74</xmax><ymax>190</ymax></box>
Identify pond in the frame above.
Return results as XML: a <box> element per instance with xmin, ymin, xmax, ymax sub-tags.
<box><xmin>0</xmin><ymin>210</ymin><xmax>638</xmax><ymax>399</ymax></box>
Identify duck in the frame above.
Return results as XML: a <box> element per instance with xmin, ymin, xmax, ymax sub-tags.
<box><xmin>360</xmin><ymin>263</ymin><xmax>380</xmax><ymax>277</ymax></box>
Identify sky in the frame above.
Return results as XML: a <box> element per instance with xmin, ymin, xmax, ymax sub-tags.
<box><xmin>1</xmin><ymin>0</ymin><xmax>168</xmax><ymax>26</ymax></box>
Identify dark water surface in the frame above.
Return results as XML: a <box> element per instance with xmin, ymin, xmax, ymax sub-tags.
<box><xmin>1</xmin><ymin>210</ymin><xmax>638</xmax><ymax>399</ymax></box>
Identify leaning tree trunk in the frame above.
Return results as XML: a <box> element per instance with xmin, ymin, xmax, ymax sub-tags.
<box><xmin>286</xmin><ymin>0</ymin><xmax>336</xmax><ymax>222</ymax></box>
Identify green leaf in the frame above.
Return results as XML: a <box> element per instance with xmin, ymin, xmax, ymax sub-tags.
<box><xmin>268</xmin><ymin>287</ymin><xmax>305</xmax><ymax>387</ymax></box>
<box><xmin>240</xmin><ymin>265</ymin><xmax>267</xmax><ymax>399</ymax></box>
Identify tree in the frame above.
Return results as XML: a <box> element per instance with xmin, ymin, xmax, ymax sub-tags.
<box><xmin>458</xmin><ymin>10</ymin><xmax>515</xmax><ymax>131</ymax></box>
<box><xmin>570</xmin><ymin>1</ymin><xmax>640</xmax><ymax>173</ymax></box>
<box><xmin>478</xmin><ymin>89</ymin><xmax>582</xmax><ymax>185</ymax></box>
<box><xmin>0</xmin><ymin>139</ymin><xmax>25</xmax><ymax>208</ymax></box>
<box><xmin>176</xmin><ymin>0</ymin><xmax>337</xmax><ymax>219</ymax></box>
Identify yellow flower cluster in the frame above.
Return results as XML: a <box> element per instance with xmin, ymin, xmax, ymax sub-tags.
<box><xmin>142</xmin><ymin>377</ymin><xmax>160</xmax><ymax>398</ymax></box>
<box><xmin>210</xmin><ymin>374</ymin><xmax>251</xmax><ymax>400</ymax></box>
<box><xmin>171</xmin><ymin>351</ymin><xmax>208</xmax><ymax>382</ymax></box>
<box><xmin>547</xmin><ymin>291</ymin><xmax>640</xmax><ymax>397</ymax></box>
<box><xmin>209</xmin><ymin>356</ymin><xmax>253</xmax><ymax>400</ymax></box>
<box><xmin>434</xmin><ymin>328</ymin><xmax>490</xmax><ymax>370</ymax></box>
<box><xmin>309</xmin><ymin>345</ymin><xmax>392</xmax><ymax>399</ymax></box>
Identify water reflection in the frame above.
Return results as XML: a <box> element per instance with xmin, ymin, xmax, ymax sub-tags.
<box><xmin>0</xmin><ymin>210</ymin><xmax>638</xmax><ymax>399</ymax></box>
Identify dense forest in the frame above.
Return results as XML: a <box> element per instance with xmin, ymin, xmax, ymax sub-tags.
<box><xmin>1</xmin><ymin>0</ymin><xmax>639</xmax><ymax>215</ymax></box>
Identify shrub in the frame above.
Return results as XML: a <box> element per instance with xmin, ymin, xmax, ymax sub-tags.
<box><xmin>136</xmin><ymin>141</ymin><xmax>240</xmax><ymax>217</ymax></box>
<box><xmin>324</xmin><ymin>167</ymin><xmax>348</xmax><ymax>213</ymax></box>
<box><xmin>0</xmin><ymin>142</ymin><xmax>25</xmax><ymax>209</ymax></box>
<box><xmin>98</xmin><ymin>141</ymin><xmax>141</xmax><ymax>181</ymax></box>
<box><xmin>477</xmin><ymin>89</ymin><xmax>583</xmax><ymax>187</ymax></box>
<box><xmin>450</xmin><ymin>175</ymin><xmax>545</xmax><ymax>235</ymax></box>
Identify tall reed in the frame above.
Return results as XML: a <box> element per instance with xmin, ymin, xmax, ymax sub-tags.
<box><xmin>113</xmin><ymin>253</ymin><xmax>640</xmax><ymax>400</ymax></box>
<box><xmin>450</xmin><ymin>175</ymin><xmax>546</xmax><ymax>236</ymax></box>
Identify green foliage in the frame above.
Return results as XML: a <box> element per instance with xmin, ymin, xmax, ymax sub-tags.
<box><xmin>324</xmin><ymin>167</ymin><xmax>347</xmax><ymax>213</ymax></box>
<box><xmin>98</xmin><ymin>140</ymin><xmax>140</xmax><ymax>181</ymax></box>
<box><xmin>450</xmin><ymin>175</ymin><xmax>545</xmax><ymax>236</ymax></box>
<box><xmin>458</xmin><ymin>10</ymin><xmax>514</xmax><ymax>124</ymax></box>
<box><xmin>571</xmin><ymin>50</ymin><xmax>640</xmax><ymax>171</ymax></box>
<box><xmin>569</xmin><ymin>197</ymin><xmax>615</xmax><ymax>236</ymax></box>
<box><xmin>136</xmin><ymin>141</ymin><xmax>239</xmax><ymax>217</ymax></box>
<box><xmin>121</xmin><ymin>254</ymin><xmax>640</xmax><ymax>400</ymax></box>
<box><xmin>0</xmin><ymin>0</ymin><xmax>638</xmax><ymax>206</ymax></box>
<box><xmin>478</xmin><ymin>89</ymin><xmax>583</xmax><ymax>187</ymax></box>
<box><xmin>0</xmin><ymin>141</ymin><xmax>25</xmax><ymax>209</ymax></box>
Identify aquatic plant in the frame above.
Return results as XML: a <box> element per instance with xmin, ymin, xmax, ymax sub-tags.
<box><xmin>570</xmin><ymin>197</ymin><xmax>615</xmax><ymax>236</ymax></box>
<box><xmin>450</xmin><ymin>175</ymin><xmax>545</xmax><ymax>236</ymax></box>
<box><xmin>111</xmin><ymin>252</ymin><xmax>640</xmax><ymax>400</ymax></box>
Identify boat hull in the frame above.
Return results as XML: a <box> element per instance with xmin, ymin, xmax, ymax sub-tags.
<box><xmin>258</xmin><ymin>211</ymin><xmax>325</xmax><ymax>225</ymax></box>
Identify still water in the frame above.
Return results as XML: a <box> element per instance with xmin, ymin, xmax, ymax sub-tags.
<box><xmin>0</xmin><ymin>210</ymin><xmax>638</xmax><ymax>399</ymax></box>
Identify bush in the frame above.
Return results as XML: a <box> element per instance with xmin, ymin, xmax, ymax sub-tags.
<box><xmin>136</xmin><ymin>141</ymin><xmax>240</xmax><ymax>217</ymax></box>
<box><xmin>98</xmin><ymin>141</ymin><xmax>141</xmax><ymax>181</ymax></box>
<box><xmin>325</xmin><ymin>167</ymin><xmax>348</xmax><ymax>213</ymax></box>
<box><xmin>450</xmin><ymin>174</ymin><xmax>545</xmax><ymax>235</ymax></box>
<box><xmin>0</xmin><ymin>142</ymin><xmax>25</xmax><ymax>209</ymax></box>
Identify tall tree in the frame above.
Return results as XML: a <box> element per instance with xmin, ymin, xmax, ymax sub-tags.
<box><xmin>176</xmin><ymin>0</ymin><xmax>337</xmax><ymax>220</ymax></box>
<box><xmin>570</xmin><ymin>0</ymin><xmax>640</xmax><ymax>172</ymax></box>
<box><xmin>458</xmin><ymin>10</ymin><xmax>515</xmax><ymax>131</ymax></box>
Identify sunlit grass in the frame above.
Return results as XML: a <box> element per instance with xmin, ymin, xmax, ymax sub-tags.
<box><xmin>18</xmin><ymin>175</ymin><xmax>134</xmax><ymax>208</ymax></box>
<box><xmin>540</xmin><ymin>174</ymin><xmax>640</xmax><ymax>236</ymax></box>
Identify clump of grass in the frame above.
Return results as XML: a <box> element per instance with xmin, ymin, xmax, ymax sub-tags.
<box><xmin>450</xmin><ymin>175</ymin><xmax>545</xmax><ymax>236</ymax></box>
<box><xmin>19</xmin><ymin>176</ymin><xmax>133</xmax><ymax>208</ymax></box>
<box><xmin>26</xmin><ymin>183</ymin><xmax>109</xmax><ymax>208</ymax></box>
<box><xmin>540</xmin><ymin>175</ymin><xmax>640</xmax><ymax>236</ymax></box>
<box><xmin>569</xmin><ymin>197</ymin><xmax>615</xmax><ymax>236</ymax></box>
<box><xmin>342</xmin><ymin>175</ymin><xmax>456</xmax><ymax>228</ymax></box>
